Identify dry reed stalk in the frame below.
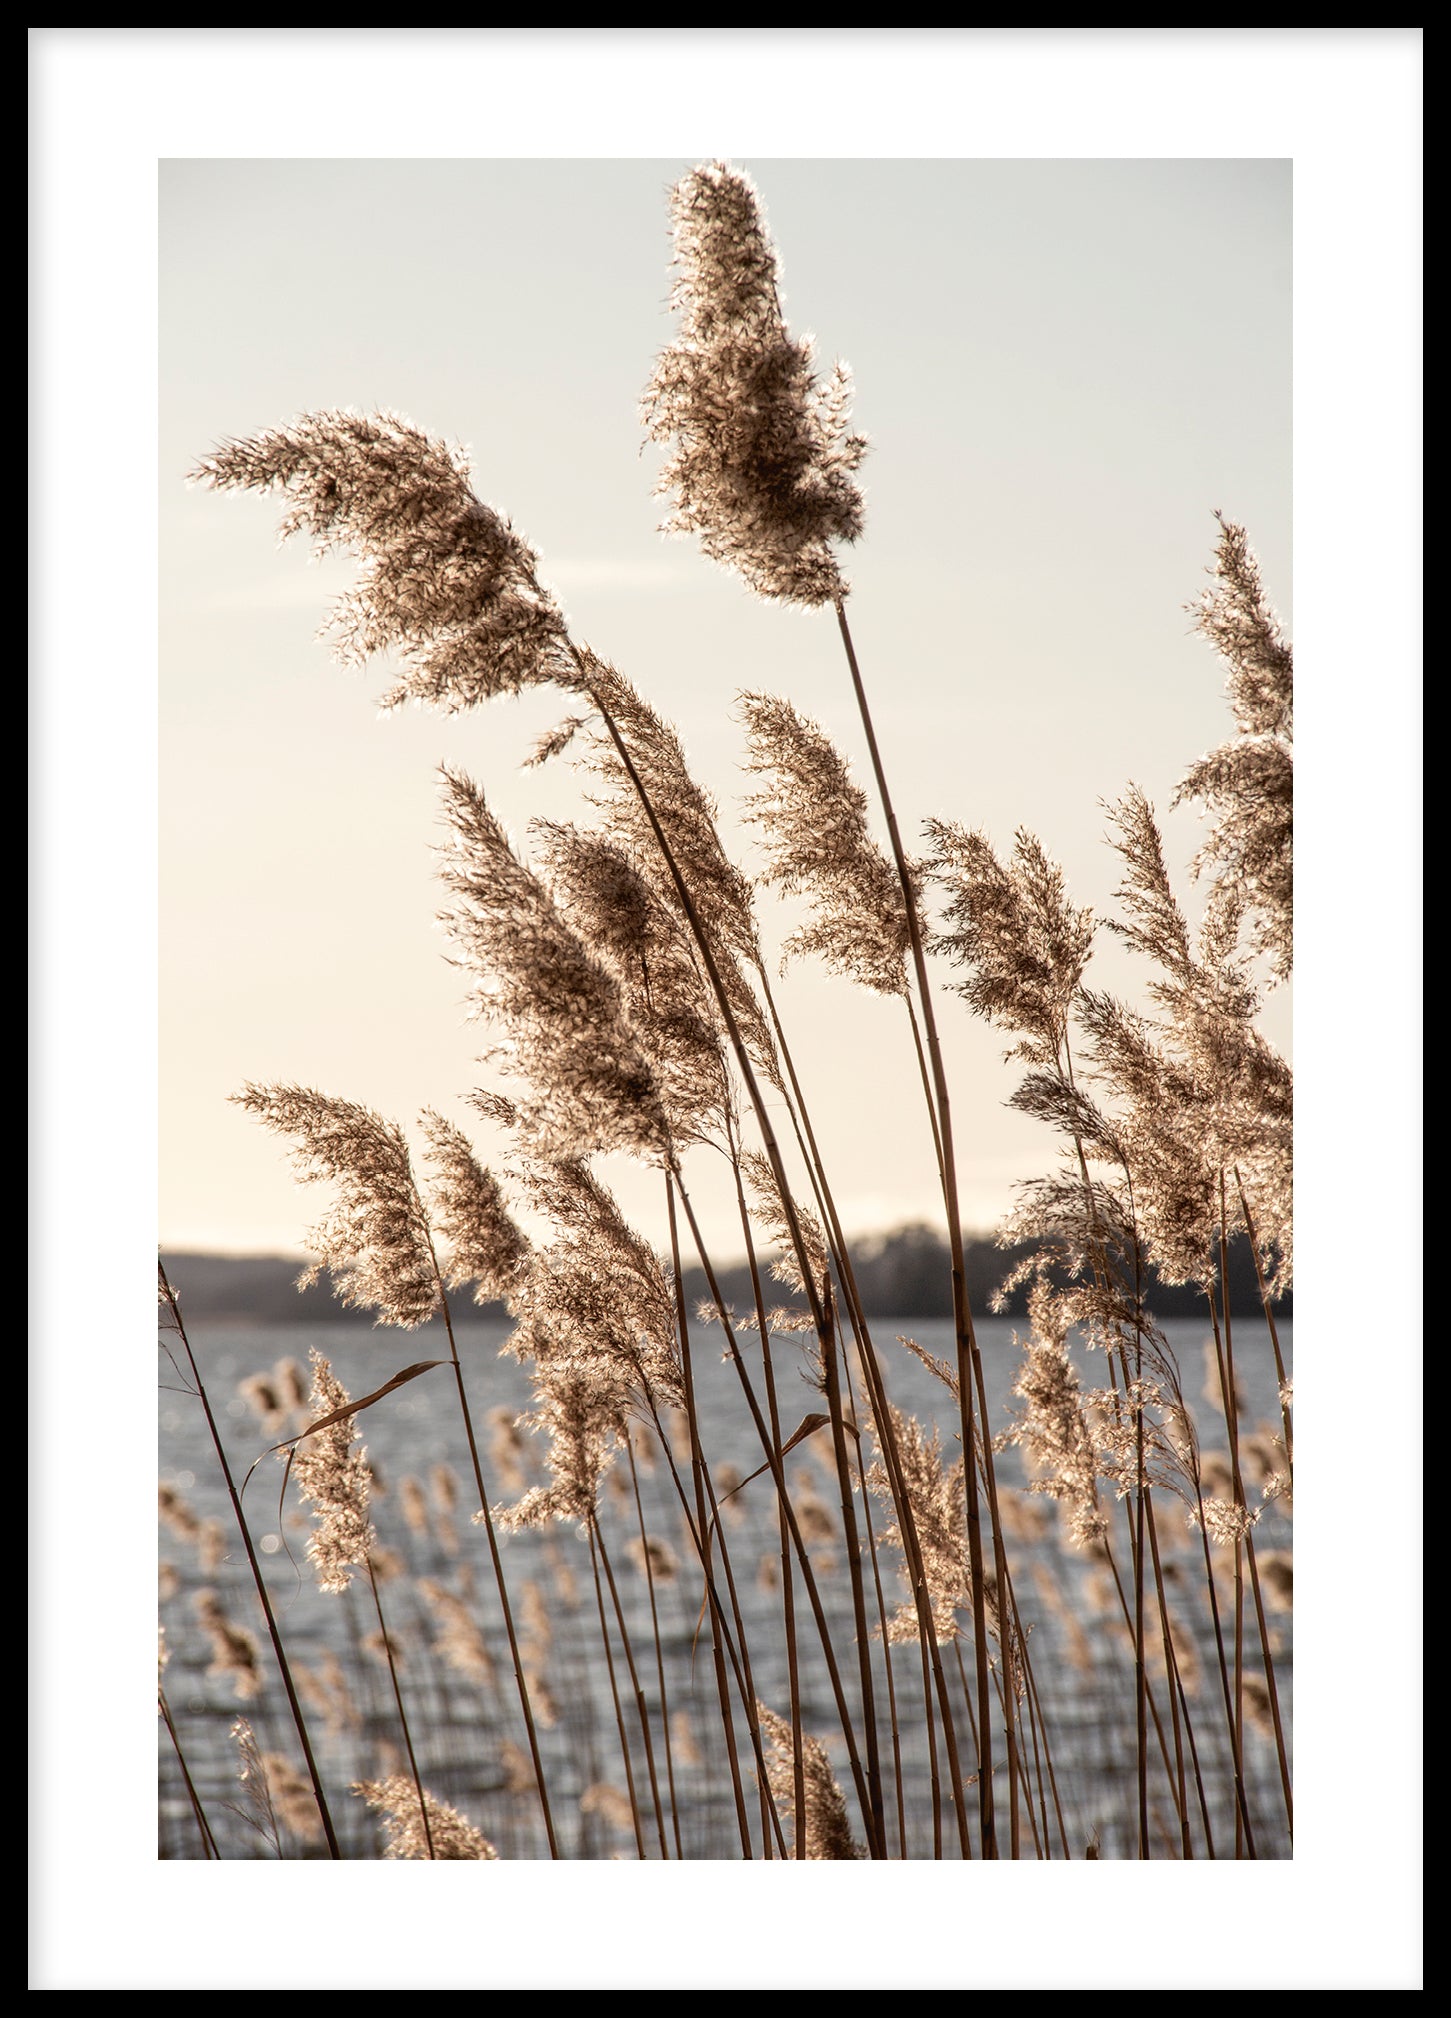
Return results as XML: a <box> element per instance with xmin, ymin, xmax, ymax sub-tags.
<box><xmin>1142</xmin><ymin>1496</ymin><xmax>1196</xmax><ymax>1858</ymax></box>
<box><xmin>594</xmin><ymin>1517</ymin><xmax>673</xmax><ymax>1858</ymax></box>
<box><xmin>816</xmin><ymin>1278</ymin><xmax>887</xmax><ymax>1857</ymax></box>
<box><xmin>191</xmin><ymin>391</ymin><xmax>875</xmax><ymax>1852</ymax></box>
<box><xmin>158</xmin><ymin>1679</ymin><xmax>219</xmax><ymax>1859</ymax></box>
<box><xmin>727</xmin><ymin>1155</ymin><xmax>808</xmax><ymax>1854</ymax></box>
<box><xmin>429</xmin><ymin>1275</ymin><xmax>562</xmax><ymax>1856</ymax></box>
<box><xmin>661</xmin><ymin>1175</ymin><xmax>757</xmax><ymax>1857</ymax></box>
<box><xmin>672</xmin><ymin>1170</ymin><xmax>881</xmax><ymax>1857</ymax></box>
<box><xmin>1184</xmin><ymin>1454</ymin><xmax>1259</xmax><ymax>1857</ymax></box>
<box><xmin>1095</xmin><ymin>1533</ymin><xmax>1193</xmax><ymax>1854</ymax></box>
<box><xmin>286</xmin><ymin>1346</ymin><xmax>437</xmax><ymax>1857</ymax></box>
<box><xmin>158</xmin><ymin>1262</ymin><xmax>341</xmax><ymax>1858</ymax></box>
<box><xmin>832</xmin><ymin>600</ymin><xmax>1008</xmax><ymax>1853</ymax></box>
<box><xmin>830</xmin><ymin>1330</ymin><xmax>910</xmax><ymax>1859</ymax></box>
<box><xmin>1210</xmin><ymin>1191</ymin><xmax>1293</xmax><ymax>1837</ymax></box>
<box><xmin>624</xmin><ymin>1439</ymin><xmax>684</xmax><ymax>1858</ymax></box>
<box><xmin>1234</xmin><ymin>1169</ymin><xmax>1293</xmax><ymax>1483</ymax></box>
<box><xmin>750</xmin><ymin>971</ymin><xmax>975</xmax><ymax>1856</ymax></box>
<box><xmin>585</xmin><ymin>1524</ymin><xmax>650</xmax><ymax>1860</ymax></box>
<box><xmin>238</xmin><ymin>1091</ymin><xmax>562</xmax><ymax>1853</ymax></box>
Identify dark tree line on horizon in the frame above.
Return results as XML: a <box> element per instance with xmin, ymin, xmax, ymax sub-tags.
<box><xmin>160</xmin><ymin>1225</ymin><xmax>1286</xmax><ymax>1330</ymax></box>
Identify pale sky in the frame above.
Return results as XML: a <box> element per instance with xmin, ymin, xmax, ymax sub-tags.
<box><xmin>162</xmin><ymin>154</ymin><xmax>1292</xmax><ymax>1257</ymax></box>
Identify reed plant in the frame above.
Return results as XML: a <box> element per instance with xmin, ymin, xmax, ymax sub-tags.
<box><xmin>162</xmin><ymin>160</ymin><xmax>1291</xmax><ymax>1860</ymax></box>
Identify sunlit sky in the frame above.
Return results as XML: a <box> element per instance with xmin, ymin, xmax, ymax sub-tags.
<box><xmin>162</xmin><ymin>155</ymin><xmax>1291</xmax><ymax>1258</ymax></box>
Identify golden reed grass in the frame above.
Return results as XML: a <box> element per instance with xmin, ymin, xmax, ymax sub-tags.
<box><xmin>164</xmin><ymin>160</ymin><xmax>1291</xmax><ymax>1860</ymax></box>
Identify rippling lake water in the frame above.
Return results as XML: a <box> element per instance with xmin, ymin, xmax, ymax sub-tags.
<box><xmin>159</xmin><ymin>1311</ymin><xmax>1292</xmax><ymax>1860</ymax></box>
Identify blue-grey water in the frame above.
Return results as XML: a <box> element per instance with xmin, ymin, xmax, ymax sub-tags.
<box><xmin>159</xmin><ymin>1312</ymin><xmax>1292</xmax><ymax>1860</ymax></box>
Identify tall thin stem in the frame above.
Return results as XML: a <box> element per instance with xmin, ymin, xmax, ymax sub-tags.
<box><xmin>673</xmin><ymin>1171</ymin><xmax>881</xmax><ymax>1855</ymax></box>
<box><xmin>663</xmin><ymin>1176</ymin><xmax>754</xmax><ymax>1857</ymax></box>
<box><xmin>364</xmin><ymin>1555</ymin><xmax>436</xmax><ymax>1860</ymax></box>
<box><xmin>426</xmin><ymin>1254</ymin><xmax>560</xmax><ymax>1857</ymax></box>
<box><xmin>157</xmin><ymin>1262</ymin><xmax>341</xmax><ymax>1859</ymax></box>
<box><xmin>832</xmin><ymin>596</ymin><xmax>1009</xmax><ymax>1854</ymax></box>
<box><xmin>625</xmin><ymin>1436</ymin><xmax>684</xmax><ymax>1858</ymax></box>
<box><xmin>586</xmin><ymin>1524</ymin><xmax>649</xmax><ymax>1860</ymax></box>
<box><xmin>728</xmin><ymin>1145</ymin><xmax>807</xmax><ymax>1854</ymax></box>
<box><xmin>158</xmin><ymin>1687</ymin><xmax>219</xmax><ymax>1858</ymax></box>
<box><xmin>755</xmin><ymin>966</ymin><xmax>974</xmax><ymax>1856</ymax></box>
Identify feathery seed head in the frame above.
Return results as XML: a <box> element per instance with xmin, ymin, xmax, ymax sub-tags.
<box><xmin>1175</xmin><ymin>516</ymin><xmax>1293</xmax><ymax>982</ymax></box>
<box><xmin>419</xmin><ymin>1108</ymin><xmax>531</xmax><ymax>1302</ymax></box>
<box><xmin>355</xmin><ymin>1776</ymin><xmax>499</xmax><ymax>1860</ymax></box>
<box><xmin>755</xmin><ymin>1703</ymin><xmax>862</xmax><ymax>1859</ymax></box>
<box><xmin>531</xmin><ymin>818</ymin><xmax>731</xmax><ymax>1140</ymax></box>
<box><xmin>867</xmin><ymin>1404</ymin><xmax>975</xmax><ymax>1645</ymax></box>
<box><xmin>740</xmin><ymin>690</ymin><xmax>910</xmax><ymax>996</ymax></box>
<box><xmin>436</xmin><ymin>765</ymin><xmax>672</xmax><ymax>1162</ymax></box>
<box><xmin>642</xmin><ymin>162</ymin><xmax>867</xmax><ymax>607</ymax></box>
<box><xmin>927</xmin><ymin>821</ymin><xmax>1094</xmax><ymax>1063</ymax></box>
<box><xmin>190</xmin><ymin>408</ymin><xmax>574</xmax><ymax>711</ymax></box>
<box><xmin>1003</xmin><ymin>1329</ymin><xmax>1108</xmax><ymax>1549</ymax></box>
<box><xmin>289</xmin><ymin>1349</ymin><xmax>377</xmax><ymax>1594</ymax></box>
<box><xmin>193</xmin><ymin>1590</ymin><xmax>262</xmax><ymax>1700</ymax></box>
<box><xmin>233</xmin><ymin>1084</ymin><xmax>440</xmax><ymax>1327</ymax></box>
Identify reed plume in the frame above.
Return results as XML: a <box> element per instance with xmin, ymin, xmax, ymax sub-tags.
<box><xmin>435</xmin><ymin>764</ymin><xmax>671</xmax><ymax>1163</ymax></box>
<box><xmin>192</xmin><ymin>1590</ymin><xmax>262</xmax><ymax>1701</ymax></box>
<box><xmin>1175</xmin><ymin>513</ymin><xmax>1293</xmax><ymax>984</ymax></box>
<box><xmin>556</xmin><ymin>653</ymin><xmax>783</xmax><ymax>1090</ymax></box>
<box><xmin>999</xmin><ymin>1294</ymin><xmax>1108</xmax><ymax>1551</ymax></box>
<box><xmin>355</xmin><ymin>1777</ymin><xmax>499</xmax><ymax>1860</ymax></box>
<box><xmin>418</xmin><ymin>1579</ymin><xmax>496</xmax><ymax>1685</ymax></box>
<box><xmin>497</xmin><ymin>1158</ymin><xmax>685</xmax><ymax>1532</ymax></box>
<box><xmin>530</xmin><ymin>818</ymin><xmax>730</xmax><ymax>1142</ymax></box>
<box><xmin>866</xmin><ymin>1405</ymin><xmax>976</xmax><ymax>1646</ymax></box>
<box><xmin>755</xmin><ymin>1704</ymin><xmax>862</xmax><ymax>1859</ymax></box>
<box><xmin>418</xmin><ymin>1107</ymin><xmax>530</xmax><ymax>1303</ymax></box>
<box><xmin>189</xmin><ymin>408</ymin><xmax>573</xmax><ymax>711</ymax></box>
<box><xmin>285</xmin><ymin>1349</ymin><xmax>378</xmax><ymax>1594</ymax></box>
<box><xmin>739</xmin><ymin>689</ymin><xmax>910</xmax><ymax>996</ymax></box>
<box><xmin>233</xmin><ymin>1085</ymin><xmax>440</xmax><ymax>1327</ymax></box>
<box><xmin>178</xmin><ymin>163</ymin><xmax>1296</xmax><ymax>1864</ymax></box>
<box><xmin>642</xmin><ymin>161</ymin><xmax>866</xmax><ymax>607</ymax></box>
<box><xmin>232</xmin><ymin>1721</ymin><xmax>325</xmax><ymax>1849</ymax></box>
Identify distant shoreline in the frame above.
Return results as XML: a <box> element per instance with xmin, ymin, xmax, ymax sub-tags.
<box><xmin>161</xmin><ymin>1225</ymin><xmax>1287</xmax><ymax>1326</ymax></box>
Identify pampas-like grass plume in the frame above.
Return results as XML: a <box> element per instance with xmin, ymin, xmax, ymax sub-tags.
<box><xmin>497</xmin><ymin>1158</ymin><xmax>685</xmax><ymax>1531</ymax></box>
<box><xmin>193</xmin><ymin>1590</ymin><xmax>262</xmax><ymax>1700</ymax></box>
<box><xmin>189</xmin><ymin>408</ymin><xmax>574</xmax><ymax>711</ymax></box>
<box><xmin>418</xmin><ymin>1108</ymin><xmax>530</xmax><ymax>1303</ymax></box>
<box><xmin>354</xmin><ymin>1776</ymin><xmax>499</xmax><ymax>1860</ymax></box>
<box><xmin>435</xmin><ymin>764</ymin><xmax>672</xmax><ymax>1163</ymax></box>
<box><xmin>233</xmin><ymin>1084</ymin><xmax>440</xmax><ymax>1327</ymax></box>
<box><xmin>755</xmin><ymin>1703</ymin><xmax>862</xmax><ymax>1858</ymax></box>
<box><xmin>556</xmin><ymin>653</ymin><xmax>782</xmax><ymax>1089</ymax></box>
<box><xmin>867</xmin><ymin>1404</ymin><xmax>974</xmax><ymax>1645</ymax></box>
<box><xmin>530</xmin><ymin>818</ymin><xmax>730</xmax><ymax>1141</ymax></box>
<box><xmin>289</xmin><ymin>1348</ymin><xmax>377</xmax><ymax>1595</ymax></box>
<box><xmin>739</xmin><ymin>689</ymin><xmax>910</xmax><ymax>996</ymax></box>
<box><xmin>926</xmin><ymin>821</ymin><xmax>1094</xmax><ymax>1064</ymax></box>
<box><xmin>232</xmin><ymin>1720</ymin><xmax>325</xmax><ymax>1847</ymax></box>
<box><xmin>999</xmin><ymin>1306</ymin><xmax>1108</xmax><ymax>1549</ymax></box>
<box><xmin>1175</xmin><ymin>513</ymin><xmax>1293</xmax><ymax>984</ymax></box>
<box><xmin>642</xmin><ymin>162</ymin><xmax>867</xmax><ymax>606</ymax></box>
